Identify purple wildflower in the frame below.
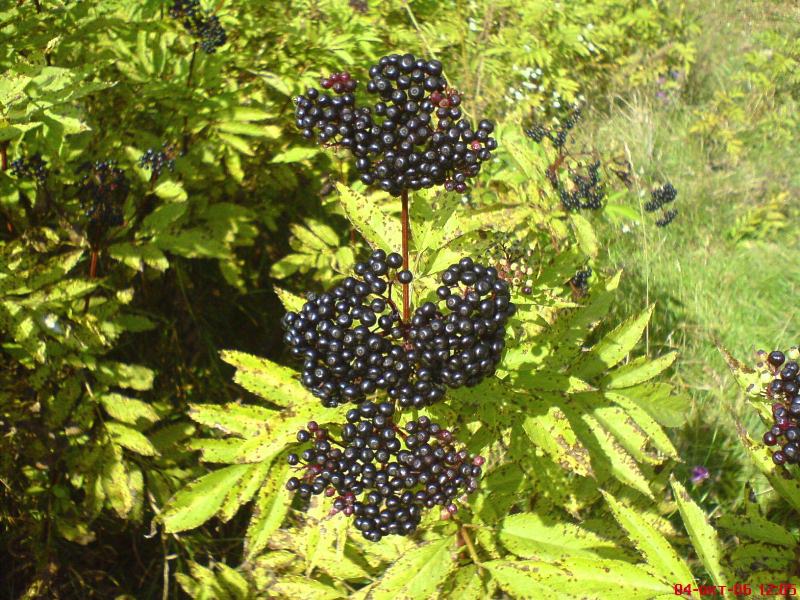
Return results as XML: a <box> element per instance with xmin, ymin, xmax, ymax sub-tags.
<box><xmin>691</xmin><ymin>466</ymin><xmax>709</xmax><ymax>485</ymax></box>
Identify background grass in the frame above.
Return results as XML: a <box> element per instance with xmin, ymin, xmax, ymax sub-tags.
<box><xmin>586</xmin><ymin>0</ymin><xmax>800</xmax><ymax>512</ymax></box>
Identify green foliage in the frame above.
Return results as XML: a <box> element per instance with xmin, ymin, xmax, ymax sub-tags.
<box><xmin>0</xmin><ymin>0</ymin><xmax>713</xmax><ymax>597</ymax></box>
<box><xmin>160</xmin><ymin>181</ymin><xmax>694</xmax><ymax>597</ymax></box>
<box><xmin>691</xmin><ymin>25</ymin><xmax>800</xmax><ymax>161</ymax></box>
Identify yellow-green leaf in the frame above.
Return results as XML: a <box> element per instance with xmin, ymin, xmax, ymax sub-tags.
<box><xmin>601</xmin><ymin>491</ymin><xmax>694</xmax><ymax>582</ymax></box>
<box><xmin>366</xmin><ymin>536</ymin><xmax>455</xmax><ymax>599</ymax></box>
<box><xmin>161</xmin><ymin>464</ymin><xmax>251</xmax><ymax>533</ymax></box>
<box><xmin>670</xmin><ymin>476</ymin><xmax>727</xmax><ymax>587</ymax></box>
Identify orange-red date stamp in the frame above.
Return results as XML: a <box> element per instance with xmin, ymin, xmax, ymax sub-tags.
<box><xmin>673</xmin><ymin>583</ymin><xmax>797</xmax><ymax>596</ymax></box>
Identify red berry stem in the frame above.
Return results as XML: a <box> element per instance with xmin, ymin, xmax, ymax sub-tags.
<box><xmin>89</xmin><ymin>250</ymin><xmax>99</xmax><ymax>279</ymax></box>
<box><xmin>401</xmin><ymin>188</ymin><xmax>410</xmax><ymax>322</ymax></box>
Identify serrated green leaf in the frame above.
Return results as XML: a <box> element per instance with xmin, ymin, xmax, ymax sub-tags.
<box><xmin>186</xmin><ymin>437</ymin><xmax>247</xmax><ymax>463</ymax></box>
<box><xmin>582</xmin><ymin>413</ymin><xmax>653</xmax><ymax>497</ymax></box>
<box><xmin>485</xmin><ymin>556</ymin><xmax>668</xmax><ymax>599</ymax></box>
<box><xmin>270</xmin><ymin>576</ymin><xmax>345</xmax><ymax>599</ymax></box>
<box><xmin>217</xmin><ymin>120</ymin><xmax>275</xmax><ymax>137</ymax></box>
<box><xmin>106</xmin><ymin>421</ymin><xmax>159</xmax><ymax>456</ymax></box>
<box><xmin>98</xmin><ymin>393</ymin><xmax>160</xmax><ymax>428</ymax></box>
<box><xmin>271</xmin><ymin>146</ymin><xmax>319</xmax><ymax>163</ymax></box>
<box><xmin>719</xmin><ymin>345</ymin><xmax>762</xmax><ymax>396</ymax></box>
<box><xmin>513</xmin><ymin>371</ymin><xmax>595</xmax><ymax>393</ymax></box>
<box><xmin>570</xmin><ymin>213</ymin><xmax>598</xmax><ymax>258</ymax></box>
<box><xmin>273</xmin><ymin>286</ymin><xmax>305</xmax><ymax>312</ymax></box>
<box><xmin>580</xmin><ymin>396</ymin><xmax>656</xmax><ymax>464</ymax></box>
<box><xmin>216</xmin><ymin>563</ymin><xmax>251</xmax><ymax>600</ymax></box>
<box><xmin>188</xmin><ymin>402</ymin><xmax>274</xmax><ymax>438</ymax></box>
<box><xmin>442</xmin><ymin>564</ymin><xmax>488</xmax><ymax>599</ymax></box>
<box><xmin>717</xmin><ymin>512</ymin><xmax>796</xmax><ymax>547</ymax></box>
<box><xmin>603</xmin><ymin>393</ymin><xmax>678</xmax><ymax>459</ymax></box>
<box><xmin>142</xmin><ymin>202</ymin><xmax>188</xmax><ymax>232</ymax></box>
<box><xmin>670</xmin><ymin>476</ymin><xmax>727</xmax><ymax>587</ymax></box>
<box><xmin>153</xmin><ymin>180</ymin><xmax>188</xmax><ymax>202</ymax></box>
<box><xmin>336</xmin><ymin>183</ymin><xmax>401</xmax><ymax>252</ymax></box>
<box><xmin>290</xmin><ymin>223</ymin><xmax>331</xmax><ymax>251</ymax></box>
<box><xmin>218</xmin><ymin>461</ymin><xmax>270</xmax><ymax>523</ymax></box>
<box><xmin>94</xmin><ymin>361</ymin><xmax>154</xmax><ymax>391</ymax></box>
<box><xmin>220</xmin><ymin>350</ymin><xmax>313</xmax><ymax>407</ymax></box>
<box><xmin>605</xmin><ymin>352</ymin><xmax>677</xmax><ymax>389</ymax></box>
<box><xmin>522</xmin><ymin>400</ymin><xmax>593</xmax><ymax>478</ymax></box>
<box><xmin>244</xmin><ymin>461</ymin><xmax>293</xmax><ymax>560</ymax></box>
<box><xmin>366</xmin><ymin>535</ymin><xmax>455</xmax><ymax>600</ymax></box>
<box><xmin>499</xmin><ymin>512</ymin><xmax>619</xmax><ymax>559</ymax></box>
<box><xmin>219</xmin><ymin>132</ymin><xmax>254</xmax><ymax>156</ymax></box>
<box><xmin>102</xmin><ymin>443</ymin><xmax>133</xmax><ymax>519</ymax></box>
<box><xmin>575</xmin><ymin>305</ymin><xmax>654</xmax><ymax>378</ymax></box>
<box><xmin>617</xmin><ymin>382</ymin><xmax>690</xmax><ymax>428</ymax></box>
<box><xmin>601</xmin><ymin>491</ymin><xmax>694</xmax><ymax>582</ymax></box>
<box><xmin>305</xmin><ymin>218</ymin><xmax>340</xmax><ymax>247</ymax></box>
<box><xmin>161</xmin><ymin>464</ymin><xmax>251</xmax><ymax>533</ymax></box>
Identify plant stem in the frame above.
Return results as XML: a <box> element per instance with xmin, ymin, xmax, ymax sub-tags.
<box><xmin>0</xmin><ymin>142</ymin><xmax>7</xmax><ymax>171</ymax></box>
<box><xmin>400</xmin><ymin>189</ymin><xmax>410</xmax><ymax>322</ymax></box>
<box><xmin>89</xmin><ymin>250</ymin><xmax>98</xmax><ymax>279</ymax></box>
<box><xmin>459</xmin><ymin>525</ymin><xmax>483</xmax><ymax>574</ymax></box>
<box><xmin>401</xmin><ymin>1</ymin><xmax>437</xmax><ymax>61</ymax></box>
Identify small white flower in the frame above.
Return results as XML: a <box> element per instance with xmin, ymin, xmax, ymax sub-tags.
<box><xmin>42</xmin><ymin>313</ymin><xmax>64</xmax><ymax>335</ymax></box>
<box><xmin>621</xmin><ymin>224</ymin><xmax>631</xmax><ymax>234</ymax></box>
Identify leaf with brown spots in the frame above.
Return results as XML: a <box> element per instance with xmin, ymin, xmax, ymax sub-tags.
<box><xmin>670</xmin><ymin>475</ymin><xmax>728</xmax><ymax>588</ymax></box>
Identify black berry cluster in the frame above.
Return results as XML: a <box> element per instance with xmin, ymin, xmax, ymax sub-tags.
<box><xmin>169</xmin><ymin>0</ymin><xmax>227</xmax><ymax>54</ymax></box>
<box><xmin>645</xmin><ymin>183</ymin><xmax>678</xmax><ymax>228</ymax></box>
<box><xmin>415</xmin><ymin>257</ymin><xmax>515</xmax><ymax>388</ymax></box>
<box><xmin>293</xmin><ymin>53</ymin><xmax>497</xmax><ymax>196</ymax></box>
<box><xmin>570</xmin><ymin>267</ymin><xmax>592</xmax><ymax>293</ymax></box>
<box><xmin>760</xmin><ymin>350</ymin><xmax>800</xmax><ymax>465</ymax></box>
<box><xmin>348</xmin><ymin>0</ymin><xmax>368</xmax><ymax>12</ymax></box>
<box><xmin>282</xmin><ymin>250</ymin><xmax>515</xmax><ymax>409</ymax></box>
<box><xmin>10</xmin><ymin>154</ymin><xmax>48</xmax><ymax>183</ymax></box>
<box><xmin>285</xmin><ymin>406</ymin><xmax>484</xmax><ymax>541</ymax></box>
<box><xmin>645</xmin><ymin>183</ymin><xmax>677</xmax><ymax>212</ymax></box>
<box><xmin>655</xmin><ymin>209</ymin><xmax>678</xmax><ymax>228</ymax></box>
<box><xmin>138</xmin><ymin>144</ymin><xmax>177</xmax><ymax>180</ymax></box>
<box><xmin>524</xmin><ymin>104</ymin><xmax>582</xmax><ymax>149</ymax></box>
<box><xmin>79</xmin><ymin>160</ymin><xmax>127</xmax><ymax>245</ymax></box>
<box><xmin>551</xmin><ymin>160</ymin><xmax>605</xmax><ymax>211</ymax></box>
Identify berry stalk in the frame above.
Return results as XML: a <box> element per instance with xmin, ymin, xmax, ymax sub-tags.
<box><xmin>401</xmin><ymin>188</ymin><xmax>410</xmax><ymax>322</ymax></box>
<box><xmin>89</xmin><ymin>250</ymin><xmax>99</xmax><ymax>279</ymax></box>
